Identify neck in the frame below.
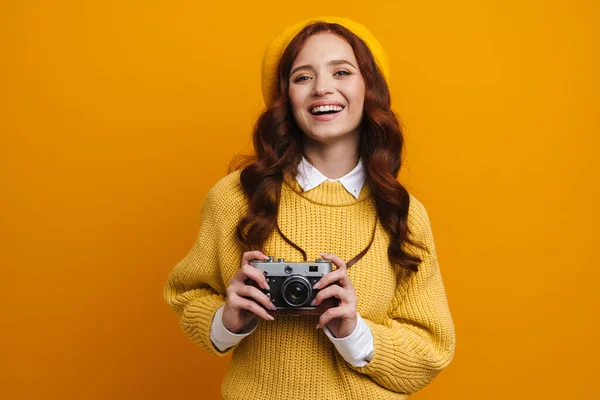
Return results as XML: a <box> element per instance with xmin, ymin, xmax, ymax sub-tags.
<box><xmin>302</xmin><ymin>132</ymin><xmax>360</xmax><ymax>179</ymax></box>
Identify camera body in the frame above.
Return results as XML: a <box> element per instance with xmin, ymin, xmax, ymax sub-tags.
<box><xmin>248</xmin><ymin>256</ymin><xmax>334</xmax><ymax>311</ymax></box>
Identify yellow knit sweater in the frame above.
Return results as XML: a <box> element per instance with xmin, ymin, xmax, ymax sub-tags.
<box><xmin>163</xmin><ymin>170</ymin><xmax>455</xmax><ymax>399</ymax></box>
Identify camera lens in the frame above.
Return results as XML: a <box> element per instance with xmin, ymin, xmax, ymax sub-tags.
<box><xmin>282</xmin><ymin>276</ymin><xmax>312</xmax><ymax>306</ymax></box>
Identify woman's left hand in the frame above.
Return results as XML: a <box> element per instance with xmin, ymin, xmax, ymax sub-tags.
<box><xmin>311</xmin><ymin>252</ymin><xmax>357</xmax><ymax>338</ymax></box>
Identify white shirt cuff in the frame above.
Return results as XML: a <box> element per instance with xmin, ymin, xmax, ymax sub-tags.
<box><xmin>323</xmin><ymin>313</ymin><xmax>374</xmax><ymax>367</ymax></box>
<box><xmin>210</xmin><ymin>305</ymin><xmax>258</xmax><ymax>352</ymax></box>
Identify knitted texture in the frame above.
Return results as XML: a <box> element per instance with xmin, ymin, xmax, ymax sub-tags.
<box><xmin>163</xmin><ymin>170</ymin><xmax>455</xmax><ymax>399</ymax></box>
<box><xmin>261</xmin><ymin>16</ymin><xmax>391</xmax><ymax>107</ymax></box>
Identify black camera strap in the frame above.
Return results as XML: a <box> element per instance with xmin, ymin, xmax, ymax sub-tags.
<box><xmin>275</xmin><ymin>214</ymin><xmax>378</xmax><ymax>269</ymax></box>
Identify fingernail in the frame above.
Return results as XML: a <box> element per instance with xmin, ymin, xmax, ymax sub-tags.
<box><xmin>313</xmin><ymin>281</ymin><xmax>321</xmax><ymax>289</ymax></box>
<box><xmin>269</xmin><ymin>302</ymin><xmax>277</xmax><ymax>310</ymax></box>
<box><xmin>310</xmin><ymin>299</ymin><xmax>316</xmax><ymax>306</ymax></box>
<box><xmin>267</xmin><ymin>314</ymin><xmax>274</xmax><ymax>321</ymax></box>
<box><xmin>315</xmin><ymin>323</ymin><xmax>320</xmax><ymax>329</ymax></box>
<box><xmin>320</xmin><ymin>252</ymin><xmax>327</xmax><ymax>256</ymax></box>
<box><xmin>263</xmin><ymin>282</ymin><xmax>270</xmax><ymax>290</ymax></box>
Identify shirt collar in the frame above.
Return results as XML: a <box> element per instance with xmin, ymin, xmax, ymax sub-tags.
<box><xmin>295</xmin><ymin>156</ymin><xmax>366</xmax><ymax>199</ymax></box>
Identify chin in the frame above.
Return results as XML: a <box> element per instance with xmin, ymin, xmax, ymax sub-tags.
<box><xmin>305</xmin><ymin>130</ymin><xmax>343</xmax><ymax>141</ymax></box>
<box><xmin>305</xmin><ymin>126</ymin><xmax>358</xmax><ymax>143</ymax></box>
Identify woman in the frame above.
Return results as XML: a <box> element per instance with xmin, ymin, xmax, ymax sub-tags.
<box><xmin>164</xmin><ymin>16</ymin><xmax>455</xmax><ymax>399</ymax></box>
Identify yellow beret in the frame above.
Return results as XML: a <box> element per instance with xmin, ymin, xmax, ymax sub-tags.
<box><xmin>260</xmin><ymin>16</ymin><xmax>390</xmax><ymax>108</ymax></box>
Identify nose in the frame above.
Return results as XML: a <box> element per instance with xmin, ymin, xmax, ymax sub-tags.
<box><xmin>312</xmin><ymin>86</ymin><xmax>333</xmax><ymax>96</ymax></box>
<box><xmin>311</xmin><ymin>75</ymin><xmax>334</xmax><ymax>97</ymax></box>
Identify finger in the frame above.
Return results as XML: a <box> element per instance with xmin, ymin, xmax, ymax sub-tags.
<box><xmin>236</xmin><ymin>264</ymin><xmax>270</xmax><ymax>290</ymax></box>
<box><xmin>317</xmin><ymin>306</ymin><xmax>348</xmax><ymax>329</ymax></box>
<box><xmin>236</xmin><ymin>284</ymin><xmax>277</xmax><ymax>311</ymax></box>
<box><xmin>230</xmin><ymin>293</ymin><xmax>275</xmax><ymax>321</ymax></box>
<box><xmin>241</xmin><ymin>250</ymin><xmax>268</xmax><ymax>267</ymax></box>
<box><xmin>319</xmin><ymin>252</ymin><xmax>347</xmax><ymax>271</ymax></box>
<box><xmin>311</xmin><ymin>284</ymin><xmax>354</xmax><ymax>307</ymax></box>
<box><xmin>315</xmin><ymin>297</ymin><xmax>339</xmax><ymax>314</ymax></box>
<box><xmin>316</xmin><ymin>253</ymin><xmax>350</xmax><ymax>287</ymax></box>
<box><xmin>313</xmin><ymin>268</ymin><xmax>350</xmax><ymax>290</ymax></box>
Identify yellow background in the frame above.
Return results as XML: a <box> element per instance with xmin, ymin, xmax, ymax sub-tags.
<box><xmin>2</xmin><ymin>1</ymin><xmax>599</xmax><ymax>399</ymax></box>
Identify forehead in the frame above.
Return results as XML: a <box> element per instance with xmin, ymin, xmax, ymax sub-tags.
<box><xmin>292</xmin><ymin>33</ymin><xmax>357</xmax><ymax>66</ymax></box>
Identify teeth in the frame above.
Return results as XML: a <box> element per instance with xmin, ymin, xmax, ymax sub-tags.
<box><xmin>311</xmin><ymin>105</ymin><xmax>344</xmax><ymax>114</ymax></box>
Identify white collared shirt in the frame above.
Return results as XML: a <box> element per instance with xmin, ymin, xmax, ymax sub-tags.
<box><xmin>295</xmin><ymin>156</ymin><xmax>366</xmax><ymax>199</ymax></box>
<box><xmin>209</xmin><ymin>159</ymin><xmax>374</xmax><ymax>367</ymax></box>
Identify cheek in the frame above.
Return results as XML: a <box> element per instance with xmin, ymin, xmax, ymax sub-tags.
<box><xmin>288</xmin><ymin>89</ymin><xmax>304</xmax><ymax>115</ymax></box>
<box><xmin>349</xmin><ymin>90</ymin><xmax>365</xmax><ymax>114</ymax></box>
<box><xmin>342</xmin><ymin>80</ymin><xmax>365</xmax><ymax>112</ymax></box>
<box><xmin>355</xmin><ymin>84</ymin><xmax>366</xmax><ymax>107</ymax></box>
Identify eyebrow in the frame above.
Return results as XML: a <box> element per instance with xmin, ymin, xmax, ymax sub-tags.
<box><xmin>290</xmin><ymin>59</ymin><xmax>358</xmax><ymax>76</ymax></box>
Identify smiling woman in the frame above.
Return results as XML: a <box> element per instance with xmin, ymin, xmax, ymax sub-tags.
<box><xmin>163</xmin><ymin>16</ymin><xmax>455</xmax><ymax>400</ymax></box>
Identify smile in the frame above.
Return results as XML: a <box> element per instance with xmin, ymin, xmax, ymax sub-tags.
<box><xmin>309</xmin><ymin>107</ymin><xmax>344</xmax><ymax>121</ymax></box>
<box><xmin>310</xmin><ymin>105</ymin><xmax>345</xmax><ymax>115</ymax></box>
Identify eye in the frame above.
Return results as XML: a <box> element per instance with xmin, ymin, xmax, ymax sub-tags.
<box><xmin>293</xmin><ymin>75</ymin><xmax>311</xmax><ymax>83</ymax></box>
<box><xmin>335</xmin><ymin>70</ymin><xmax>351</xmax><ymax>76</ymax></box>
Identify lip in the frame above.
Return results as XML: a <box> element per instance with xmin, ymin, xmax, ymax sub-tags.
<box><xmin>307</xmin><ymin>100</ymin><xmax>345</xmax><ymax>121</ymax></box>
<box><xmin>310</xmin><ymin>107</ymin><xmax>344</xmax><ymax>121</ymax></box>
<box><xmin>307</xmin><ymin>100</ymin><xmax>345</xmax><ymax>112</ymax></box>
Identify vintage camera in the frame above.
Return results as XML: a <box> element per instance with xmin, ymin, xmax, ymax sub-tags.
<box><xmin>247</xmin><ymin>256</ymin><xmax>334</xmax><ymax>311</ymax></box>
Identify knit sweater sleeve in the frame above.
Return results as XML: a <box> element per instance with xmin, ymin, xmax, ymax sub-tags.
<box><xmin>163</xmin><ymin>175</ymin><xmax>245</xmax><ymax>356</ymax></box>
<box><xmin>350</xmin><ymin>195</ymin><xmax>456</xmax><ymax>393</ymax></box>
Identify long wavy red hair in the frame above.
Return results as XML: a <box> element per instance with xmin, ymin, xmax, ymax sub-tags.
<box><xmin>229</xmin><ymin>22</ymin><xmax>424</xmax><ymax>272</ymax></box>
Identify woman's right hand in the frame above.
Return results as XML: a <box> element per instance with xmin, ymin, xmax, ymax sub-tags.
<box><xmin>222</xmin><ymin>250</ymin><xmax>277</xmax><ymax>334</ymax></box>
